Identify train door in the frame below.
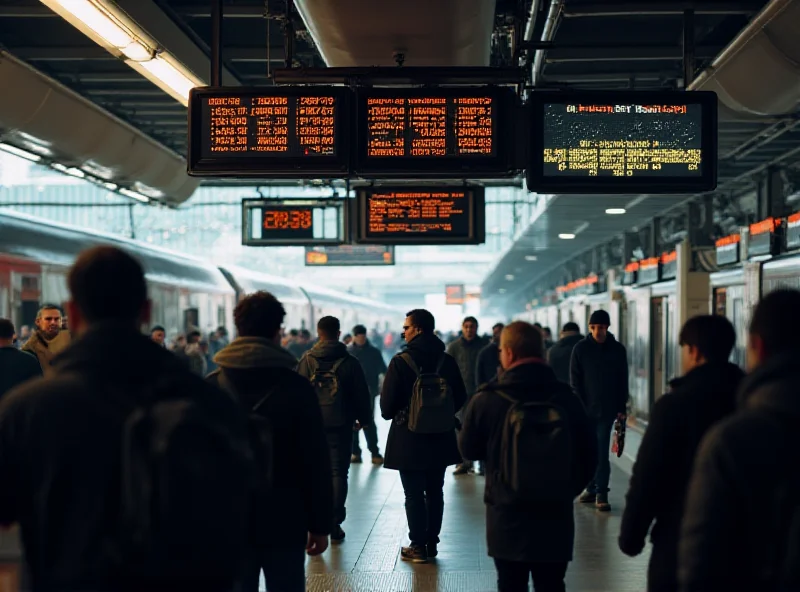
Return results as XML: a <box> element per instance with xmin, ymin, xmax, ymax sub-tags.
<box><xmin>651</xmin><ymin>297</ymin><xmax>665</xmax><ymax>404</ymax></box>
<box><xmin>665</xmin><ymin>295</ymin><xmax>678</xmax><ymax>383</ymax></box>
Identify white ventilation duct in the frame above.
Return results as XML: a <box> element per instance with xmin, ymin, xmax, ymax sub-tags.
<box><xmin>0</xmin><ymin>51</ymin><xmax>199</xmax><ymax>205</ymax></box>
<box><xmin>294</xmin><ymin>0</ymin><xmax>496</xmax><ymax>66</ymax></box>
<box><xmin>689</xmin><ymin>0</ymin><xmax>800</xmax><ymax>118</ymax></box>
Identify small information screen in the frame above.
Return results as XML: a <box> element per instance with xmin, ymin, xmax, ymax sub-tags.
<box><xmin>527</xmin><ymin>90</ymin><xmax>717</xmax><ymax>193</ymax></box>
<box><xmin>304</xmin><ymin>245</ymin><xmax>395</xmax><ymax>266</ymax></box>
<box><xmin>355</xmin><ymin>87</ymin><xmax>513</xmax><ymax>176</ymax></box>
<box><xmin>356</xmin><ymin>186</ymin><xmax>485</xmax><ymax>245</ymax></box>
<box><xmin>188</xmin><ymin>87</ymin><xmax>349</xmax><ymax>177</ymax></box>
<box><xmin>241</xmin><ymin>198</ymin><xmax>348</xmax><ymax>246</ymax></box>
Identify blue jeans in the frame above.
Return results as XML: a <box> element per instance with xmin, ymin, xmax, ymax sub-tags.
<box><xmin>235</xmin><ymin>545</ymin><xmax>305</xmax><ymax>592</ymax></box>
<box><xmin>586</xmin><ymin>418</ymin><xmax>615</xmax><ymax>495</ymax></box>
<box><xmin>399</xmin><ymin>468</ymin><xmax>446</xmax><ymax>547</ymax></box>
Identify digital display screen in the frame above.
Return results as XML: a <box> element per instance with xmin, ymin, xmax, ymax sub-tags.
<box><xmin>786</xmin><ymin>213</ymin><xmax>800</xmax><ymax>251</ymax></box>
<box><xmin>747</xmin><ymin>217</ymin><xmax>780</xmax><ymax>258</ymax></box>
<box><xmin>188</xmin><ymin>87</ymin><xmax>349</xmax><ymax>177</ymax></box>
<box><xmin>715</xmin><ymin>235</ymin><xmax>741</xmax><ymax>266</ymax></box>
<box><xmin>241</xmin><ymin>198</ymin><xmax>348</xmax><ymax>246</ymax></box>
<box><xmin>356</xmin><ymin>186</ymin><xmax>485</xmax><ymax>245</ymax></box>
<box><xmin>527</xmin><ymin>90</ymin><xmax>718</xmax><ymax>193</ymax></box>
<box><xmin>355</xmin><ymin>87</ymin><xmax>514</xmax><ymax>176</ymax></box>
<box><xmin>304</xmin><ymin>245</ymin><xmax>395</xmax><ymax>266</ymax></box>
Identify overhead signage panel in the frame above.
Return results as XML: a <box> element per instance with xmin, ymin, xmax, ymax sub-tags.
<box><xmin>715</xmin><ymin>234</ymin><xmax>741</xmax><ymax>266</ymax></box>
<box><xmin>356</xmin><ymin>186</ymin><xmax>485</xmax><ymax>246</ymax></box>
<box><xmin>786</xmin><ymin>213</ymin><xmax>800</xmax><ymax>251</ymax></box>
<box><xmin>445</xmin><ymin>284</ymin><xmax>466</xmax><ymax>305</ymax></box>
<box><xmin>638</xmin><ymin>257</ymin><xmax>662</xmax><ymax>285</ymax></box>
<box><xmin>355</xmin><ymin>87</ymin><xmax>514</xmax><ymax>177</ymax></box>
<box><xmin>241</xmin><ymin>198</ymin><xmax>348</xmax><ymax>246</ymax></box>
<box><xmin>527</xmin><ymin>90</ymin><xmax>718</xmax><ymax>193</ymax></box>
<box><xmin>747</xmin><ymin>217</ymin><xmax>781</xmax><ymax>258</ymax></box>
<box><xmin>188</xmin><ymin>86</ymin><xmax>349</xmax><ymax>177</ymax></box>
<box><xmin>304</xmin><ymin>245</ymin><xmax>395</xmax><ymax>266</ymax></box>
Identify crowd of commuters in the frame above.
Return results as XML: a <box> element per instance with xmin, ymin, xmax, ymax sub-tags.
<box><xmin>1</xmin><ymin>244</ymin><xmax>799</xmax><ymax>592</ymax></box>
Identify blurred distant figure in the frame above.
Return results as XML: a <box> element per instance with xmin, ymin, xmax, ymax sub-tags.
<box><xmin>288</xmin><ymin>329</ymin><xmax>312</xmax><ymax>360</ymax></box>
<box><xmin>22</xmin><ymin>304</ymin><xmax>71</xmax><ymax>376</ymax></box>
<box><xmin>547</xmin><ymin>322</ymin><xmax>583</xmax><ymax>384</ymax></box>
<box><xmin>476</xmin><ymin>323</ymin><xmax>505</xmax><ymax>386</ymax></box>
<box><xmin>342</xmin><ymin>333</ymin><xmax>353</xmax><ymax>346</ymax></box>
<box><xmin>349</xmin><ymin>325</ymin><xmax>388</xmax><ymax>465</ymax></box>
<box><xmin>209</xmin><ymin>326</ymin><xmax>229</xmax><ymax>358</ymax></box>
<box><xmin>0</xmin><ymin>318</ymin><xmax>42</xmax><ymax>401</ymax></box>
<box><xmin>542</xmin><ymin>327</ymin><xmax>554</xmax><ymax>351</ymax></box>
<box><xmin>18</xmin><ymin>325</ymin><xmax>31</xmax><ymax>348</ymax></box>
<box><xmin>150</xmin><ymin>325</ymin><xmax>166</xmax><ymax>347</ymax></box>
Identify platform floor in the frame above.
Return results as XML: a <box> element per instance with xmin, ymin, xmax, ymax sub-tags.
<box><xmin>294</xmin><ymin>420</ymin><xmax>650</xmax><ymax>592</ymax></box>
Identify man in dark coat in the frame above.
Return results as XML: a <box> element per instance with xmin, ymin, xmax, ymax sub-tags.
<box><xmin>207</xmin><ymin>291</ymin><xmax>333</xmax><ymax>592</ymax></box>
<box><xmin>475</xmin><ymin>322</ymin><xmax>505</xmax><ymax>386</ymax></box>
<box><xmin>0</xmin><ymin>246</ymin><xmax>249</xmax><ymax>592</ymax></box>
<box><xmin>380</xmin><ymin>309</ymin><xmax>467</xmax><ymax>564</ymax></box>
<box><xmin>348</xmin><ymin>324</ymin><xmax>388</xmax><ymax>464</ymax></box>
<box><xmin>460</xmin><ymin>321</ymin><xmax>596</xmax><ymax>592</ymax></box>
<box><xmin>447</xmin><ymin>315</ymin><xmax>489</xmax><ymax>474</ymax></box>
<box><xmin>570</xmin><ymin>309</ymin><xmax>628</xmax><ymax>511</ymax></box>
<box><xmin>679</xmin><ymin>290</ymin><xmax>800</xmax><ymax>592</ymax></box>
<box><xmin>297</xmin><ymin>316</ymin><xmax>372</xmax><ymax>544</ymax></box>
<box><xmin>0</xmin><ymin>319</ymin><xmax>42</xmax><ymax>401</ymax></box>
<box><xmin>547</xmin><ymin>322</ymin><xmax>583</xmax><ymax>384</ymax></box>
<box><xmin>619</xmin><ymin>315</ymin><xmax>743</xmax><ymax>592</ymax></box>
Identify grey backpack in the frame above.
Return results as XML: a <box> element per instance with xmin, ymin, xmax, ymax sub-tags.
<box><xmin>309</xmin><ymin>357</ymin><xmax>347</xmax><ymax>427</ymax></box>
<box><xmin>400</xmin><ymin>353</ymin><xmax>455</xmax><ymax>434</ymax></box>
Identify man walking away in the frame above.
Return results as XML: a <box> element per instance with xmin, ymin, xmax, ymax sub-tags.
<box><xmin>297</xmin><ymin>316</ymin><xmax>372</xmax><ymax>544</ymax></box>
<box><xmin>0</xmin><ymin>246</ymin><xmax>251</xmax><ymax>592</ymax></box>
<box><xmin>679</xmin><ymin>290</ymin><xmax>800</xmax><ymax>592</ymax></box>
<box><xmin>21</xmin><ymin>304</ymin><xmax>71</xmax><ymax>376</ymax></box>
<box><xmin>288</xmin><ymin>329</ymin><xmax>312</xmax><ymax>360</ymax></box>
<box><xmin>548</xmin><ymin>322</ymin><xmax>583</xmax><ymax>384</ymax></box>
<box><xmin>619</xmin><ymin>315</ymin><xmax>743</xmax><ymax>592</ymax></box>
<box><xmin>0</xmin><ymin>319</ymin><xmax>42</xmax><ymax>400</ymax></box>
<box><xmin>448</xmin><ymin>316</ymin><xmax>488</xmax><ymax>475</ymax></box>
<box><xmin>381</xmin><ymin>309</ymin><xmax>467</xmax><ymax>564</ymax></box>
<box><xmin>208</xmin><ymin>291</ymin><xmax>333</xmax><ymax>592</ymax></box>
<box><xmin>460</xmin><ymin>321</ymin><xmax>596</xmax><ymax>592</ymax></box>
<box><xmin>570</xmin><ymin>309</ymin><xmax>628</xmax><ymax>511</ymax></box>
<box><xmin>349</xmin><ymin>324</ymin><xmax>388</xmax><ymax>465</ymax></box>
<box><xmin>542</xmin><ymin>327</ymin><xmax>554</xmax><ymax>351</ymax></box>
<box><xmin>476</xmin><ymin>322</ymin><xmax>505</xmax><ymax>386</ymax></box>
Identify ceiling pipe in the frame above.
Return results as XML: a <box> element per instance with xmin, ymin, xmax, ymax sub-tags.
<box><xmin>532</xmin><ymin>0</ymin><xmax>564</xmax><ymax>87</ymax></box>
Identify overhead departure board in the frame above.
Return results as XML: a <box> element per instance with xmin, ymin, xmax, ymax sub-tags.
<box><xmin>241</xmin><ymin>198</ymin><xmax>348</xmax><ymax>246</ymax></box>
<box><xmin>305</xmin><ymin>245</ymin><xmax>395</xmax><ymax>266</ymax></box>
<box><xmin>355</xmin><ymin>87</ymin><xmax>514</xmax><ymax>177</ymax></box>
<box><xmin>356</xmin><ymin>186</ymin><xmax>485</xmax><ymax>245</ymax></box>
<box><xmin>527</xmin><ymin>90</ymin><xmax>718</xmax><ymax>193</ymax></box>
<box><xmin>188</xmin><ymin>87</ymin><xmax>349</xmax><ymax>177</ymax></box>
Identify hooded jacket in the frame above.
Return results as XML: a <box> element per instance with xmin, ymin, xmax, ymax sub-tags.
<box><xmin>348</xmin><ymin>339</ymin><xmax>388</xmax><ymax>396</ymax></box>
<box><xmin>569</xmin><ymin>332</ymin><xmax>629</xmax><ymax>420</ymax></box>
<box><xmin>296</xmin><ymin>340</ymin><xmax>373</xmax><ymax>429</ymax></box>
<box><xmin>207</xmin><ymin>337</ymin><xmax>334</xmax><ymax>546</ymax></box>
<box><xmin>547</xmin><ymin>332</ymin><xmax>583</xmax><ymax>384</ymax></box>
<box><xmin>459</xmin><ymin>360</ymin><xmax>596</xmax><ymax>563</ymax></box>
<box><xmin>619</xmin><ymin>361</ymin><xmax>744</xmax><ymax>592</ymax></box>
<box><xmin>380</xmin><ymin>332</ymin><xmax>468</xmax><ymax>471</ymax></box>
<box><xmin>679</xmin><ymin>352</ymin><xmax>800</xmax><ymax>592</ymax></box>
<box><xmin>21</xmin><ymin>329</ymin><xmax>71</xmax><ymax>376</ymax></box>
<box><xmin>0</xmin><ymin>324</ymin><xmax>245</xmax><ymax>592</ymax></box>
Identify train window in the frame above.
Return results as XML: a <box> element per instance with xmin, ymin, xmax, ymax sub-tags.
<box><xmin>183</xmin><ymin>308</ymin><xmax>199</xmax><ymax>334</ymax></box>
<box><xmin>217</xmin><ymin>306</ymin><xmax>225</xmax><ymax>328</ymax></box>
<box><xmin>714</xmin><ymin>288</ymin><xmax>727</xmax><ymax>316</ymax></box>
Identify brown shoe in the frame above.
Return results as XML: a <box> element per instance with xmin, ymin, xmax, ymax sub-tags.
<box><xmin>595</xmin><ymin>495</ymin><xmax>611</xmax><ymax>512</ymax></box>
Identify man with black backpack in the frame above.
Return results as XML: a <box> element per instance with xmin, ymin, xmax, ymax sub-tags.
<box><xmin>207</xmin><ymin>291</ymin><xmax>333</xmax><ymax>592</ymax></box>
<box><xmin>460</xmin><ymin>321</ymin><xmax>596</xmax><ymax>592</ymax></box>
<box><xmin>678</xmin><ymin>289</ymin><xmax>800</xmax><ymax>592</ymax></box>
<box><xmin>380</xmin><ymin>309</ymin><xmax>468</xmax><ymax>564</ymax></box>
<box><xmin>297</xmin><ymin>315</ymin><xmax>373</xmax><ymax>544</ymax></box>
<box><xmin>0</xmin><ymin>246</ymin><xmax>252</xmax><ymax>592</ymax></box>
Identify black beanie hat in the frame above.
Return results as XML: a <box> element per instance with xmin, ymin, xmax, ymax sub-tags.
<box><xmin>589</xmin><ymin>310</ymin><xmax>611</xmax><ymax>326</ymax></box>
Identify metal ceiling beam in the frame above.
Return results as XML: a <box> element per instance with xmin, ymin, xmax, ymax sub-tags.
<box><xmin>563</xmin><ymin>2</ymin><xmax>763</xmax><ymax>17</ymax></box>
<box><xmin>0</xmin><ymin>5</ymin><xmax>55</xmax><ymax>17</ymax></box>
<box><xmin>541</xmin><ymin>72</ymin><xmax>672</xmax><ymax>83</ymax></box>
<box><xmin>546</xmin><ymin>45</ymin><xmax>722</xmax><ymax>62</ymax></box>
<box><xmin>226</xmin><ymin>47</ymin><xmax>306</xmax><ymax>62</ymax></box>
<box><xmin>85</xmin><ymin>89</ymin><xmax>167</xmax><ymax>96</ymax></box>
<box><xmin>10</xmin><ymin>46</ymin><xmax>115</xmax><ymax>60</ymax></box>
<box><xmin>173</xmin><ymin>5</ymin><xmax>267</xmax><ymax>18</ymax></box>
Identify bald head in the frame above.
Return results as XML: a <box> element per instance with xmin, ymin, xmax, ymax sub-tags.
<box><xmin>499</xmin><ymin>321</ymin><xmax>544</xmax><ymax>369</ymax></box>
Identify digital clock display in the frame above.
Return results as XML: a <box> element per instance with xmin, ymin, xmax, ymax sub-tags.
<box><xmin>241</xmin><ymin>198</ymin><xmax>348</xmax><ymax>246</ymax></box>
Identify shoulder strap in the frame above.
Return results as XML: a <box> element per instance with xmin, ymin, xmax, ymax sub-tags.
<box><xmin>435</xmin><ymin>354</ymin><xmax>447</xmax><ymax>374</ymax></box>
<box><xmin>399</xmin><ymin>352</ymin><xmax>420</xmax><ymax>376</ymax></box>
<box><xmin>494</xmin><ymin>390</ymin><xmax>519</xmax><ymax>405</ymax></box>
<box><xmin>331</xmin><ymin>357</ymin><xmax>346</xmax><ymax>373</ymax></box>
<box><xmin>218</xmin><ymin>370</ymin><xmax>274</xmax><ymax>413</ymax></box>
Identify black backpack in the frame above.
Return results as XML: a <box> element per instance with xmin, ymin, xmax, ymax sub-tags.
<box><xmin>495</xmin><ymin>390</ymin><xmax>573</xmax><ymax>503</ymax></box>
<box><xmin>308</xmin><ymin>356</ymin><xmax>347</xmax><ymax>427</ymax></box>
<box><xmin>107</xmin><ymin>373</ymin><xmax>253</xmax><ymax>585</ymax></box>
<box><xmin>400</xmin><ymin>352</ymin><xmax>455</xmax><ymax>434</ymax></box>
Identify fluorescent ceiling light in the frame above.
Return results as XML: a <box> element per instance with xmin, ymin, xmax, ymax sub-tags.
<box><xmin>50</xmin><ymin>162</ymin><xmax>68</xmax><ymax>172</ymax></box>
<box><xmin>103</xmin><ymin>182</ymin><xmax>118</xmax><ymax>191</ymax></box>
<box><xmin>558</xmin><ymin>233</ymin><xmax>576</xmax><ymax>240</ymax></box>
<box><xmin>119</xmin><ymin>188</ymin><xmax>150</xmax><ymax>203</ymax></box>
<box><xmin>606</xmin><ymin>208</ymin><xmax>626</xmax><ymax>215</ymax></box>
<box><xmin>524</xmin><ymin>255</ymin><xmax>538</xmax><ymax>262</ymax></box>
<box><xmin>0</xmin><ymin>143</ymin><xmax>42</xmax><ymax>162</ymax></box>
<box><xmin>64</xmin><ymin>167</ymin><xmax>86</xmax><ymax>178</ymax></box>
<box><xmin>40</xmin><ymin>0</ymin><xmax>202</xmax><ymax>106</ymax></box>
<box><xmin>505</xmin><ymin>274</ymin><xmax>515</xmax><ymax>281</ymax></box>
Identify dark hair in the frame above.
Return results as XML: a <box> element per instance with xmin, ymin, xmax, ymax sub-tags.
<box><xmin>187</xmin><ymin>330</ymin><xmax>202</xmax><ymax>343</ymax></box>
<box><xmin>352</xmin><ymin>324</ymin><xmax>367</xmax><ymax>336</ymax></box>
<box><xmin>317</xmin><ymin>316</ymin><xmax>340</xmax><ymax>339</ymax></box>
<box><xmin>68</xmin><ymin>246</ymin><xmax>147</xmax><ymax>323</ymax></box>
<box><xmin>562</xmin><ymin>322</ymin><xmax>580</xmax><ymax>333</ymax></box>
<box><xmin>289</xmin><ymin>329</ymin><xmax>299</xmax><ymax>337</ymax></box>
<box><xmin>533</xmin><ymin>322</ymin><xmax>542</xmax><ymax>329</ymax></box>
<box><xmin>679</xmin><ymin>315</ymin><xmax>736</xmax><ymax>363</ymax></box>
<box><xmin>492</xmin><ymin>322</ymin><xmax>505</xmax><ymax>331</ymax></box>
<box><xmin>463</xmin><ymin>316</ymin><xmax>478</xmax><ymax>327</ymax></box>
<box><xmin>0</xmin><ymin>318</ymin><xmax>14</xmax><ymax>340</ymax></box>
<box><xmin>749</xmin><ymin>289</ymin><xmax>800</xmax><ymax>356</ymax></box>
<box><xmin>502</xmin><ymin>321</ymin><xmax>544</xmax><ymax>359</ymax></box>
<box><xmin>150</xmin><ymin>325</ymin><xmax>165</xmax><ymax>334</ymax></box>
<box><xmin>234</xmin><ymin>291</ymin><xmax>286</xmax><ymax>338</ymax></box>
<box><xmin>406</xmin><ymin>309</ymin><xmax>435</xmax><ymax>333</ymax></box>
<box><xmin>216</xmin><ymin>326</ymin><xmax>227</xmax><ymax>335</ymax></box>
<box><xmin>37</xmin><ymin>304</ymin><xmax>62</xmax><ymax>319</ymax></box>
<box><xmin>300</xmin><ymin>329</ymin><xmax>311</xmax><ymax>339</ymax></box>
